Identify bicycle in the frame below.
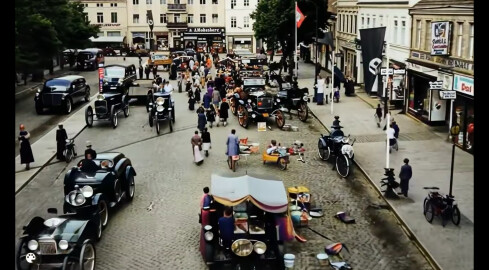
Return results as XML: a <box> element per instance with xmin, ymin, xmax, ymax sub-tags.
<box><xmin>63</xmin><ymin>138</ymin><xmax>77</xmax><ymax>163</ymax></box>
<box><xmin>423</xmin><ymin>187</ymin><xmax>461</xmax><ymax>227</ymax></box>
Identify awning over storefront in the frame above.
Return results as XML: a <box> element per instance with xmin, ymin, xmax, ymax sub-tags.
<box><xmin>234</xmin><ymin>37</ymin><xmax>252</xmax><ymax>42</ymax></box>
<box><xmin>132</xmin><ymin>32</ymin><xmax>145</xmax><ymax>38</ymax></box>
<box><xmin>89</xmin><ymin>36</ymin><xmax>124</xmax><ymax>43</ymax></box>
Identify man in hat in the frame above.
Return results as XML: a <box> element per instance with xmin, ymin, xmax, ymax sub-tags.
<box><xmin>330</xmin><ymin>116</ymin><xmax>344</xmax><ymax>137</ymax></box>
<box><xmin>398</xmin><ymin>158</ymin><xmax>412</xmax><ymax>197</ymax></box>
<box><xmin>85</xmin><ymin>141</ymin><xmax>97</xmax><ymax>160</ymax></box>
<box><xmin>56</xmin><ymin>123</ymin><xmax>68</xmax><ymax>160</ymax></box>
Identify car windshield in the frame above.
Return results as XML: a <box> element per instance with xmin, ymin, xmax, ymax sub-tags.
<box><xmin>104</xmin><ymin>67</ymin><xmax>125</xmax><ymax>78</ymax></box>
<box><xmin>77</xmin><ymin>53</ymin><xmax>93</xmax><ymax>60</ymax></box>
<box><xmin>244</xmin><ymin>79</ymin><xmax>265</xmax><ymax>86</ymax></box>
<box><xmin>44</xmin><ymin>79</ymin><xmax>71</xmax><ymax>92</ymax></box>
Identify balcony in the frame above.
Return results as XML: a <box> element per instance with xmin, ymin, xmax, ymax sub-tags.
<box><xmin>167</xmin><ymin>4</ymin><xmax>187</xmax><ymax>12</ymax></box>
<box><xmin>167</xmin><ymin>22</ymin><xmax>188</xmax><ymax>29</ymax></box>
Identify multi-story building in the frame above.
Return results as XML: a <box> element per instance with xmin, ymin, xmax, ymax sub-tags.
<box><xmin>79</xmin><ymin>0</ymin><xmax>128</xmax><ymax>44</ymax></box>
<box><xmin>336</xmin><ymin>0</ymin><xmax>359</xmax><ymax>81</ymax></box>
<box><xmin>357</xmin><ymin>0</ymin><xmax>420</xmax><ymax>102</ymax></box>
<box><xmin>407</xmin><ymin>0</ymin><xmax>473</xmax><ymax>153</ymax></box>
<box><xmin>126</xmin><ymin>0</ymin><xmax>226</xmax><ymax>52</ymax></box>
<box><xmin>225</xmin><ymin>0</ymin><xmax>260</xmax><ymax>53</ymax></box>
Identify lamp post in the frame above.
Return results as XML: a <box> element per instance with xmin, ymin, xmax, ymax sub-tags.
<box><xmin>449</xmin><ymin>124</ymin><xmax>460</xmax><ymax>196</ymax></box>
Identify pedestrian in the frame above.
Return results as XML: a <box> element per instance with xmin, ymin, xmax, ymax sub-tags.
<box><xmin>164</xmin><ymin>81</ymin><xmax>174</xmax><ymax>93</ymax></box>
<box><xmin>138</xmin><ymin>65</ymin><xmax>143</xmax><ymax>79</ymax></box>
<box><xmin>198</xmin><ymin>108</ymin><xmax>207</xmax><ymax>132</ymax></box>
<box><xmin>207</xmin><ymin>85</ymin><xmax>214</xmax><ymax>98</ymax></box>
<box><xmin>315</xmin><ymin>75</ymin><xmax>326</xmax><ymax>105</ymax></box>
<box><xmin>200</xmin><ymin>186</ymin><xmax>213</xmax><ymax>209</ymax></box>
<box><xmin>398</xmin><ymin>158</ymin><xmax>412</xmax><ymax>197</ymax></box>
<box><xmin>152</xmin><ymin>65</ymin><xmax>158</xmax><ymax>79</ymax></box>
<box><xmin>204</xmin><ymin>66</ymin><xmax>210</xmax><ymax>78</ymax></box>
<box><xmin>56</xmin><ymin>123</ymin><xmax>68</xmax><ymax>160</ymax></box>
<box><xmin>202</xmin><ymin>128</ymin><xmax>211</xmax><ymax>157</ymax></box>
<box><xmin>217</xmin><ymin>98</ymin><xmax>230</xmax><ymax>127</ymax></box>
<box><xmin>191</xmin><ymin>130</ymin><xmax>204</xmax><ymax>165</ymax></box>
<box><xmin>138</xmin><ymin>55</ymin><xmax>142</xmax><ymax>67</ymax></box>
<box><xmin>185</xmin><ymin>78</ymin><xmax>192</xmax><ymax>93</ymax></box>
<box><xmin>85</xmin><ymin>141</ymin><xmax>97</xmax><ymax>159</ymax></box>
<box><xmin>145</xmin><ymin>65</ymin><xmax>151</xmax><ymax>80</ymax></box>
<box><xmin>194</xmin><ymin>86</ymin><xmax>201</xmax><ymax>103</ymax></box>
<box><xmin>203</xmin><ymin>91</ymin><xmax>212</xmax><ymax>109</ymax></box>
<box><xmin>18</xmin><ymin>124</ymin><xmax>34</xmax><ymax>170</ymax></box>
<box><xmin>392</xmin><ymin>121</ymin><xmax>400</xmax><ymax>139</ymax></box>
<box><xmin>375</xmin><ymin>104</ymin><xmax>383</xmax><ymax>128</ymax></box>
<box><xmin>212</xmin><ymin>88</ymin><xmax>221</xmax><ymax>109</ymax></box>
<box><xmin>193</xmin><ymin>72</ymin><xmax>200</xmax><ymax>86</ymax></box>
<box><xmin>189</xmin><ymin>58</ymin><xmax>195</xmax><ymax>71</ymax></box>
<box><xmin>226</xmin><ymin>129</ymin><xmax>239</xmax><ymax>171</ymax></box>
<box><xmin>188</xmin><ymin>91</ymin><xmax>196</xmax><ymax>111</ymax></box>
<box><xmin>206</xmin><ymin>104</ymin><xmax>217</xmax><ymax>128</ymax></box>
<box><xmin>386</xmin><ymin>123</ymin><xmax>397</xmax><ymax>153</ymax></box>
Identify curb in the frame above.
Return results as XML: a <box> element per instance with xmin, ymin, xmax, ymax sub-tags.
<box><xmin>308</xmin><ymin>107</ymin><xmax>442</xmax><ymax>270</ymax></box>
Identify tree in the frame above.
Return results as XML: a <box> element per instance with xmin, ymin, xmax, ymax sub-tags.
<box><xmin>251</xmin><ymin>0</ymin><xmax>331</xmax><ymax>76</ymax></box>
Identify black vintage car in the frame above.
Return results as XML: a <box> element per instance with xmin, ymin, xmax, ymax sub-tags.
<box><xmin>276</xmin><ymin>81</ymin><xmax>310</xmax><ymax>122</ymax></box>
<box><xmin>234</xmin><ymin>78</ymin><xmax>285</xmax><ymax>129</ymax></box>
<box><xmin>102</xmin><ymin>64</ymin><xmax>137</xmax><ymax>93</ymax></box>
<box><xmin>76</xmin><ymin>48</ymin><xmax>104</xmax><ymax>71</ymax></box>
<box><xmin>63</xmin><ymin>152</ymin><xmax>136</xmax><ymax>228</ymax></box>
<box><xmin>35</xmin><ymin>75</ymin><xmax>91</xmax><ymax>114</ymax></box>
<box><xmin>16</xmin><ymin>208</ymin><xmax>100</xmax><ymax>270</ymax></box>
<box><xmin>147</xmin><ymin>89</ymin><xmax>175</xmax><ymax>133</ymax></box>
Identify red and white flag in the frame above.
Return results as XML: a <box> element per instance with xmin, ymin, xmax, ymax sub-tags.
<box><xmin>296</xmin><ymin>5</ymin><xmax>306</xmax><ymax>28</ymax></box>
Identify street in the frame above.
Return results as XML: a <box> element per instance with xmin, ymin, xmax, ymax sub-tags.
<box><xmin>15</xmin><ymin>56</ymin><xmax>431</xmax><ymax>269</ymax></box>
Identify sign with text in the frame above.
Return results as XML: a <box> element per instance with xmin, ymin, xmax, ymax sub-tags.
<box><xmin>453</xmin><ymin>75</ymin><xmax>474</xmax><ymax>96</ymax></box>
<box><xmin>257</xmin><ymin>122</ymin><xmax>266</xmax><ymax>132</ymax></box>
<box><xmin>188</xmin><ymin>27</ymin><xmax>224</xmax><ymax>34</ymax></box>
<box><xmin>380</xmin><ymin>68</ymin><xmax>393</xmax><ymax>75</ymax></box>
<box><xmin>431</xmin><ymin>21</ymin><xmax>451</xmax><ymax>56</ymax></box>
<box><xmin>429</xmin><ymin>80</ymin><xmax>443</xmax><ymax>90</ymax></box>
<box><xmin>393</xmin><ymin>69</ymin><xmax>406</xmax><ymax>75</ymax></box>
<box><xmin>98</xmin><ymin>66</ymin><xmax>104</xmax><ymax>93</ymax></box>
<box><xmin>439</xmin><ymin>90</ymin><xmax>457</xmax><ymax>100</ymax></box>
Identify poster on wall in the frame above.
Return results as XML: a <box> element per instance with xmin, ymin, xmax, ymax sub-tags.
<box><xmin>431</xmin><ymin>22</ymin><xmax>452</xmax><ymax>56</ymax></box>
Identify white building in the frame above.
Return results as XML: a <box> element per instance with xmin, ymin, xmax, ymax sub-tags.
<box><xmin>225</xmin><ymin>0</ymin><xmax>260</xmax><ymax>53</ymax></box>
<box><xmin>79</xmin><ymin>0</ymin><xmax>128</xmax><ymax>44</ymax></box>
<box><xmin>336</xmin><ymin>0</ymin><xmax>359</xmax><ymax>80</ymax></box>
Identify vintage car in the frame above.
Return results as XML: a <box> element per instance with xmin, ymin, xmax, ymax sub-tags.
<box><xmin>199</xmin><ymin>174</ymin><xmax>293</xmax><ymax>269</ymax></box>
<box><xmin>147</xmin><ymin>89</ymin><xmax>175</xmax><ymax>133</ymax></box>
<box><xmin>102</xmin><ymin>64</ymin><xmax>137</xmax><ymax>93</ymax></box>
<box><xmin>63</xmin><ymin>152</ymin><xmax>136</xmax><ymax>228</ymax></box>
<box><xmin>76</xmin><ymin>48</ymin><xmax>104</xmax><ymax>71</ymax></box>
<box><xmin>233</xmin><ymin>78</ymin><xmax>285</xmax><ymax>129</ymax></box>
<box><xmin>184</xmin><ymin>48</ymin><xmax>197</xmax><ymax>57</ymax></box>
<box><xmin>276</xmin><ymin>81</ymin><xmax>311</xmax><ymax>122</ymax></box>
<box><xmin>172</xmin><ymin>56</ymin><xmax>194</xmax><ymax>71</ymax></box>
<box><xmin>150</xmin><ymin>51</ymin><xmax>172</xmax><ymax>69</ymax></box>
<box><xmin>16</xmin><ymin>208</ymin><xmax>100</xmax><ymax>270</ymax></box>
<box><xmin>35</xmin><ymin>75</ymin><xmax>91</xmax><ymax>114</ymax></box>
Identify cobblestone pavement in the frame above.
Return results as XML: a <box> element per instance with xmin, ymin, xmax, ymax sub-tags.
<box><xmin>15</xmin><ymin>56</ymin><xmax>431</xmax><ymax>270</ymax></box>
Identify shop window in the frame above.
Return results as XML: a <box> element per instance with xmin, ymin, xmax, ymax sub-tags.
<box><xmin>408</xmin><ymin>74</ymin><xmax>431</xmax><ymax>120</ymax></box>
<box><xmin>453</xmin><ymin>99</ymin><xmax>474</xmax><ymax>152</ymax></box>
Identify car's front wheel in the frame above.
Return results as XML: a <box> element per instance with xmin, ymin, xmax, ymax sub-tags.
<box><xmin>126</xmin><ymin>174</ymin><xmax>135</xmax><ymax>202</ymax></box>
<box><xmin>85</xmin><ymin>106</ymin><xmax>93</xmax><ymax>127</ymax></box>
<box><xmin>78</xmin><ymin>241</ymin><xmax>96</xmax><ymax>270</ymax></box>
<box><xmin>155</xmin><ymin>119</ymin><xmax>160</xmax><ymax>134</ymax></box>
<box><xmin>84</xmin><ymin>87</ymin><xmax>91</xmax><ymax>102</ymax></box>
<box><xmin>98</xmin><ymin>200</ymin><xmax>108</xmax><ymax>228</ymax></box>
<box><xmin>124</xmin><ymin>105</ymin><xmax>130</xmax><ymax>117</ymax></box>
<box><xmin>16</xmin><ymin>239</ymin><xmax>31</xmax><ymax>270</ymax></box>
<box><xmin>65</xmin><ymin>98</ymin><xmax>73</xmax><ymax>114</ymax></box>
<box><xmin>110</xmin><ymin>107</ymin><xmax>118</xmax><ymax>128</ymax></box>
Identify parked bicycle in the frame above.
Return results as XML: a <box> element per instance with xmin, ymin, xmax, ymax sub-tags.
<box><xmin>63</xmin><ymin>138</ymin><xmax>77</xmax><ymax>163</ymax></box>
<box><xmin>423</xmin><ymin>187</ymin><xmax>461</xmax><ymax>226</ymax></box>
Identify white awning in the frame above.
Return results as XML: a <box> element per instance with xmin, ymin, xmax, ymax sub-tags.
<box><xmin>89</xmin><ymin>36</ymin><xmax>124</xmax><ymax>43</ymax></box>
<box><xmin>234</xmin><ymin>37</ymin><xmax>252</xmax><ymax>42</ymax></box>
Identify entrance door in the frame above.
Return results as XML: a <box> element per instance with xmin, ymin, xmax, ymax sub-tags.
<box><xmin>174</xmin><ymin>39</ymin><xmax>182</xmax><ymax>50</ymax></box>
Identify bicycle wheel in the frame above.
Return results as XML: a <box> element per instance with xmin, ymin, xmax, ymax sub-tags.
<box><xmin>424</xmin><ymin>201</ymin><xmax>435</xmax><ymax>223</ymax></box>
<box><xmin>451</xmin><ymin>205</ymin><xmax>461</xmax><ymax>225</ymax></box>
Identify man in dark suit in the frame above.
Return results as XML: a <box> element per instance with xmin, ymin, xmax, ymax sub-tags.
<box><xmin>80</xmin><ymin>153</ymin><xmax>99</xmax><ymax>174</ymax></box>
<box><xmin>85</xmin><ymin>141</ymin><xmax>97</xmax><ymax>160</ymax></box>
<box><xmin>56</xmin><ymin>123</ymin><xmax>68</xmax><ymax>160</ymax></box>
<box><xmin>398</xmin><ymin>158</ymin><xmax>412</xmax><ymax>197</ymax></box>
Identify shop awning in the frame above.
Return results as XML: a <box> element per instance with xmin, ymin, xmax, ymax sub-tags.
<box><xmin>234</xmin><ymin>37</ymin><xmax>252</xmax><ymax>42</ymax></box>
<box><xmin>132</xmin><ymin>32</ymin><xmax>145</xmax><ymax>38</ymax></box>
<box><xmin>89</xmin><ymin>36</ymin><xmax>124</xmax><ymax>43</ymax></box>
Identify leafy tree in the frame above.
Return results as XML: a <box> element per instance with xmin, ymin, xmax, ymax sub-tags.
<box><xmin>251</xmin><ymin>0</ymin><xmax>331</xmax><ymax>76</ymax></box>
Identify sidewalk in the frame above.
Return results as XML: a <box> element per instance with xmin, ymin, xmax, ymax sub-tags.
<box><xmin>296</xmin><ymin>60</ymin><xmax>473</xmax><ymax>270</ymax></box>
<box><xmin>15</xmin><ymin>65</ymin><xmax>73</xmax><ymax>100</ymax></box>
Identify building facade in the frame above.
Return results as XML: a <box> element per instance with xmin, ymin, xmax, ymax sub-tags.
<box><xmin>336</xmin><ymin>0</ymin><xmax>358</xmax><ymax>81</ymax></box>
<box><xmin>125</xmin><ymin>0</ymin><xmax>226</xmax><ymax>52</ymax></box>
<box><xmin>79</xmin><ymin>0</ymin><xmax>128</xmax><ymax>43</ymax></box>
<box><xmin>225</xmin><ymin>0</ymin><xmax>259</xmax><ymax>53</ymax></box>
<box><xmin>408</xmin><ymin>0</ymin><xmax>473</xmax><ymax>152</ymax></box>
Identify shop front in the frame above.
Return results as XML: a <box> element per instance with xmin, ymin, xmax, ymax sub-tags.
<box><xmin>389</xmin><ymin>60</ymin><xmax>407</xmax><ymax>108</ymax></box>
<box><xmin>182</xmin><ymin>27</ymin><xmax>226</xmax><ymax>53</ymax></box>
<box><xmin>154</xmin><ymin>32</ymin><xmax>169</xmax><ymax>51</ymax></box>
<box><xmin>451</xmin><ymin>74</ymin><xmax>474</xmax><ymax>153</ymax></box>
<box><xmin>338</xmin><ymin>39</ymin><xmax>358</xmax><ymax>81</ymax></box>
<box><xmin>228</xmin><ymin>36</ymin><xmax>254</xmax><ymax>53</ymax></box>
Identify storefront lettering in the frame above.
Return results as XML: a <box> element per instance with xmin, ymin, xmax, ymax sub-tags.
<box><xmin>91</xmin><ymin>23</ymin><xmax>121</xmax><ymax>27</ymax></box>
<box><xmin>411</xmin><ymin>51</ymin><xmax>473</xmax><ymax>71</ymax></box>
<box><xmin>188</xmin><ymin>27</ymin><xmax>223</xmax><ymax>33</ymax></box>
<box><xmin>453</xmin><ymin>75</ymin><xmax>474</xmax><ymax>96</ymax></box>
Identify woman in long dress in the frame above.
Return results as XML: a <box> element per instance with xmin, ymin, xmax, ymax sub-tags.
<box><xmin>191</xmin><ymin>131</ymin><xmax>204</xmax><ymax>165</ymax></box>
<box><xmin>18</xmin><ymin>124</ymin><xmax>34</xmax><ymax>170</ymax></box>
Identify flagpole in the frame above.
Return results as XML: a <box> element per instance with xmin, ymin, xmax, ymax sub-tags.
<box><xmin>295</xmin><ymin>1</ymin><xmax>298</xmax><ymax>78</ymax></box>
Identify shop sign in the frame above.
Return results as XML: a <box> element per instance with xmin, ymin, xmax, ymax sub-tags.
<box><xmin>438</xmin><ymin>72</ymin><xmax>453</xmax><ymax>90</ymax></box>
<box><xmin>188</xmin><ymin>27</ymin><xmax>224</xmax><ymax>34</ymax></box>
<box><xmin>431</xmin><ymin>22</ymin><xmax>451</xmax><ymax>56</ymax></box>
<box><xmin>394</xmin><ymin>69</ymin><xmax>405</xmax><ymax>75</ymax></box>
<box><xmin>439</xmin><ymin>90</ymin><xmax>457</xmax><ymax>100</ymax></box>
<box><xmin>380</xmin><ymin>68</ymin><xmax>393</xmax><ymax>75</ymax></box>
<box><xmin>338</xmin><ymin>39</ymin><xmax>356</xmax><ymax>50</ymax></box>
<box><xmin>429</xmin><ymin>80</ymin><xmax>443</xmax><ymax>90</ymax></box>
<box><xmin>453</xmin><ymin>75</ymin><xmax>474</xmax><ymax>96</ymax></box>
<box><xmin>411</xmin><ymin>50</ymin><xmax>473</xmax><ymax>72</ymax></box>
<box><xmin>98</xmin><ymin>65</ymin><xmax>104</xmax><ymax>93</ymax></box>
<box><xmin>91</xmin><ymin>23</ymin><xmax>121</xmax><ymax>27</ymax></box>
<box><xmin>407</xmin><ymin>61</ymin><xmax>438</xmax><ymax>77</ymax></box>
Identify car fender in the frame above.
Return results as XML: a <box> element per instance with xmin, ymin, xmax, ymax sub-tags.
<box><xmin>125</xmin><ymin>165</ymin><xmax>137</xmax><ymax>180</ymax></box>
<box><xmin>318</xmin><ymin>138</ymin><xmax>327</xmax><ymax>149</ymax></box>
<box><xmin>114</xmin><ymin>157</ymin><xmax>129</xmax><ymax>173</ymax></box>
<box><xmin>91</xmin><ymin>193</ymin><xmax>107</xmax><ymax>206</ymax></box>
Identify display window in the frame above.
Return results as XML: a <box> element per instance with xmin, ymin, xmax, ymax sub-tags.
<box><xmin>453</xmin><ymin>96</ymin><xmax>474</xmax><ymax>153</ymax></box>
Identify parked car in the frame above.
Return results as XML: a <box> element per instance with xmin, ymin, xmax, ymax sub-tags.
<box><xmin>172</xmin><ymin>56</ymin><xmax>194</xmax><ymax>71</ymax></box>
<box><xmin>275</xmin><ymin>81</ymin><xmax>311</xmax><ymax>122</ymax></box>
<box><xmin>102</xmin><ymin>64</ymin><xmax>137</xmax><ymax>93</ymax></box>
<box><xmin>76</xmin><ymin>48</ymin><xmax>104</xmax><ymax>71</ymax></box>
<box><xmin>199</xmin><ymin>174</ymin><xmax>292</xmax><ymax>269</ymax></box>
<box><xmin>184</xmin><ymin>48</ymin><xmax>196</xmax><ymax>57</ymax></box>
<box><xmin>16</xmin><ymin>208</ymin><xmax>100</xmax><ymax>270</ymax></box>
<box><xmin>63</xmin><ymin>152</ymin><xmax>137</xmax><ymax>228</ymax></box>
<box><xmin>35</xmin><ymin>75</ymin><xmax>90</xmax><ymax>114</ymax></box>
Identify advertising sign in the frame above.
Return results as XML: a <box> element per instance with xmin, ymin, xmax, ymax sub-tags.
<box><xmin>453</xmin><ymin>75</ymin><xmax>474</xmax><ymax>96</ymax></box>
<box><xmin>431</xmin><ymin>22</ymin><xmax>451</xmax><ymax>55</ymax></box>
<box><xmin>439</xmin><ymin>91</ymin><xmax>457</xmax><ymax>100</ymax></box>
<box><xmin>98</xmin><ymin>65</ymin><xmax>104</xmax><ymax>93</ymax></box>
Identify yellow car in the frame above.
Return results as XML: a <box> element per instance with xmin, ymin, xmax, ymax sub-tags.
<box><xmin>150</xmin><ymin>51</ymin><xmax>172</xmax><ymax>69</ymax></box>
<box><xmin>262</xmin><ymin>148</ymin><xmax>290</xmax><ymax>170</ymax></box>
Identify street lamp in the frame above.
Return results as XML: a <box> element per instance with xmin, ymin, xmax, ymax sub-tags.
<box><xmin>449</xmin><ymin>124</ymin><xmax>460</xmax><ymax>196</ymax></box>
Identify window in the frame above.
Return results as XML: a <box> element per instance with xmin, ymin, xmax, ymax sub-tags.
<box><xmin>97</xmin><ymin>13</ymin><xmax>103</xmax><ymax>23</ymax></box>
<box><xmin>146</xmin><ymin>0</ymin><xmax>152</xmax><ymax>4</ymax></box>
<box><xmin>97</xmin><ymin>3</ymin><xmax>103</xmax><ymax>7</ymax></box>
<box><xmin>393</xmin><ymin>20</ymin><xmax>398</xmax><ymax>44</ymax></box>
<box><xmin>361</xmin><ymin>17</ymin><xmax>364</xmax><ymax>29</ymax></box>
<box><xmin>160</xmin><ymin>14</ymin><xmax>167</xmax><ymax>23</ymax></box>
<box><xmin>187</xmin><ymin>14</ymin><xmax>194</xmax><ymax>23</ymax></box>
<box><xmin>133</xmin><ymin>0</ymin><xmax>139</xmax><ymax>4</ymax></box>
<box><xmin>457</xmin><ymin>22</ymin><xmax>463</xmax><ymax>57</ymax></box>
<box><xmin>400</xmin><ymin>20</ymin><xmax>406</xmax><ymax>46</ymax></box>
<box><xmin>200</xmin><ymin>14</ymin><xmax>206</xmax><ymax>23</ymax></box>
<box><xmin>111</xmin><ymin>12</ymin><xmax>117</xmax><ymax>23</ymax></box>
<box><xmin>416</xmin><ymin>20</ymin><xmax>421</xmax><ymax>49</ymax></box>
<box><xmin>212</xmin><ymin>14</ymin><xmax>218</xmax><ymax>23</ymax></box>
<box><xmin>244</xmin><ymin>16</ymin><xmax>249</xmax><ymax>28</ymax></box>
<box><xmin>200</xmin><ymin>0</ymin><xmax>205</xmax><ymax>4</ymax></box>
<box><xmin>379</xmin><ymin>15</ymin><xmax>383</xmax><ymax>27</ymax></box>
<box><xmin>174</xmin><ymin>14</ymin><xmax>180</xmax><ymax>23</ymax></box>
<box><xmin>212</xmin><ymin>0</ymin><xmax>218</xmax><ymax>3</ymax></box>
<box><xmin>110</xmin><ymin>3</ymin><xmax>118</xmax><ymax>7</ymax></box>
<box><xmin>231</xmin><ymin>16</ymin><xmax>236</xmax><ymax>28</ymax></box>
<box><xmin>367</xmin><ymin>17</ymin><xmax>370</xmax><ymax>28</ymax></box>
<box><xmin>231</xmin><ymin>0</ymin><xmax>236</xmax><ymax>8</ymax></box>
<box><xmin>160</xmin><ymin>0</ymin><xmax>166</xmax><ymax>3</ymax></box>
<box><xmin>244</xmin><ymin>0</ymin><xmax>249</xmax><ymax>6</ymax></box>
<box><xmin>107</xmin><ymin>31</ymin><xmax>121</xmax><ymax>36</ymax></box>
<box><xmin>353</xmin><ymin>15</ymin><xmax>357</xmax><ymax>34</ymax></box>
<box><xmin>469</xmin><ymin>23</ymin><xmax>474</xmax><ymax>59</ymax></box>
<box><xmin>133</xmin><ymin>14</ymin><xmax>139</xmax><ymax>23</ymax></box>
<box><xmin>342</xmin><ymin>14</ymin><xmax>345</xmax><ymax>32</ymax></box>
<box><xmin>84</xmin><ymin>12</ymin><xmax>88</xmax><ymax>22</ymax></box>
<box><xmin>347</xmin><ymin>15</ymin><xmax>351</xmax><ymax>33</ymax></box>
<box><xmin>425</xmin><ymin>20</ymin><xmax>431</xmax><ymax>51</ymax></box>
<box><xmin>372</xmin><ymin>16</ymin><xmax>376</xmax><ymax>28</ymax></box>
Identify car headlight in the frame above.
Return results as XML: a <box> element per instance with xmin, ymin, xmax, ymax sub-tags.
<box><xmin>61</xmin><ymin>95</ymin><xmax>66</xmax><ymax>100</ymax></box>
<box><xmin>58</xmin><ymin>240</ymin><xmax>69</xmax><ymax>250</ymax></box>
<box><xmin>204</xmin><ymin>231</ymin><xmax>214</xmax><ymax>241</ymax></box>
<box><xmin>66</xmin><ymin>190</ymin><xmax>86</xmax><ymax>206</ymax></box>
<box><xmin>247</xmin><ymin>99</ymin><xmax>252</xmax><ymax>103</ymax></box>
<box><xmin>35</xmin><ymin>93</ymin><xmax>39</xmax><ymax>97</ymax></box>
<box><xmin>276</xmin><ymin>98</ymin><xmax>281</xmax><ymax>102</ymax></box>
<box><xmin>81</xmin><ymin>185</ymin><xmax>93</xmax><ymax>198</ymax></box>
<box><xmin>97</xmin><ymin>94</ymin><xmax>105</xmax><ymax>101</ymax></box>
<box><xmin>253</xmin><ymin>241</ymin><xmax>267</xmax><ymax>255</ymax></box>
<box><xmin>303</xmin><ymin>96</ymin><xmax>308</xmax><ymax>101</ymax></box>
<box><xmin>27</xmin><ymin>240</ymin><xmax>38</xmax><ymax>251</ymax></box>
<box><xmin>156</xmin><ymin>105</ymin><xmax>164</xmax><ymax>112</ymax></box>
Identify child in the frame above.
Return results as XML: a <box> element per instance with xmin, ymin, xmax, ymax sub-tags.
<box><xmin>206</xmin><ymin>104</ymin><xmax>217</xmax><ymax>128</ymax></box>
<box><xmin>217</xmin><ymin>98</ymin><xmax>230</xmax><ymax>127</ymax></box>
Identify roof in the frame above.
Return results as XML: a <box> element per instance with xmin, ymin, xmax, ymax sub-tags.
<box><xmin>211</xmin><ymin>174</ymin><xmax>288</xmax><ymax>213</ymax></box>
<box><xmin>95</xmin><ymin>152</ymin><xmax>123</xmax><ymax>161</ymax></box>
<box><xmin>410</xmin><ymin>0</ymin><xmax>473</xmax><ymax>11</ymax></box>
<box><xmin>105</xmin><ymin>63</ymin><xmax>136</xmax><ymax>68</ymax></box>
<box><xmin>89</xmin><ymin>36</ymin><xmax>125</xmax><ymax>43</ymax></box>
<box><xmin>58</xmin><ymin>75</ymin><xmax>84</xmax><ymax>81</ymax></box>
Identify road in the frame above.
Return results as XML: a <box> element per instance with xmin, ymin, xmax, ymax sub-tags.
<box><xmin>15</xmin><ymin>56</ymin><xmax>431</xmax><ymax>269</ymax></box>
